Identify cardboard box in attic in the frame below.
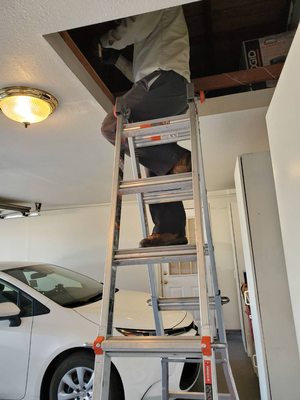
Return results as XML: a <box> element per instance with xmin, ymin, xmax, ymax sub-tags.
<box><xmin>242</xmin><ymin>30</ymin><xmax>295</xmax><ymax>87</ymax></box>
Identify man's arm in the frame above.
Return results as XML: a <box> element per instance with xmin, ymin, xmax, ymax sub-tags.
<box><xmin>100</xmin><ymin>9</ymin><xmax>163</xmax><ymax>50</ymax></box>
<box><xmin>115</xmin><ymin>55</ymin><xmax>134</xmax><ymax>82</ymax></box>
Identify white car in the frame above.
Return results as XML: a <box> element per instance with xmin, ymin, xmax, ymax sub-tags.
<box><xmin>0</xmin><ymin>262</ymin><xmax>199</xmax><ymax>400</ymax></box>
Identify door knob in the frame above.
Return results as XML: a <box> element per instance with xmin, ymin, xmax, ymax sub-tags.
<box><xmin>163</xmin><ymin>280</ymin><xmax>168</xmax><ymax>284</ymax></box>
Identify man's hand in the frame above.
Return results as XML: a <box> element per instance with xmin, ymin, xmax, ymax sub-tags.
<box><xmin>90</xmin><ymin>38</ymin><xmax>119</xmax><ymax>65</ymax></box>
<box><xmin>101</xmin><ymin>48</ymin><xmax>120</xmax><ymax>65</ymax></box>
<box><xmin>90</xmin><ymin>38</ymin><xmax>103</xmax><ymax>59</ymax></box>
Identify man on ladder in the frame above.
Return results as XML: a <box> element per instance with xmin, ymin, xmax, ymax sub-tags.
<box><xmin>93</xmin><ymin>5</ymin><xmax>240</xmax><ymax>400</ymax></box>
<box><xmin>96</xmin><ymin>5</ymin><xmax>192</xmax><ymax>247</ymax></box>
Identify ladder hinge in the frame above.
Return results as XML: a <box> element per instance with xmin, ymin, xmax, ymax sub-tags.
<box><xmin>201</xmin><ymin>336</ymin><xmax>212</xmax><ymax>356</ymax></box>
<box><xmin>93</xmin><ymin>336</ymin><xmax>105</xmax><ymax>355</ymax></box>
<box><xmin>115</xmin><ymin>97</ymin><xmax>130</xmax><ymax>119</ymax></box>
<box><xmin>186</xmin><ymin>83</ymin><xmax>195</xmax><ymax>103</ymax></box>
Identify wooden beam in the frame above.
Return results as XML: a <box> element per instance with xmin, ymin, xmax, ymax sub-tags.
<box><xmin>59</xmin><ymin>31</ymin><xmax>115</xmax><ymax>105</ymax></box>
<box><xmin>192</xmin><ymin>63</ymin><xmax>283</xmax><ymax>92</ymax></box>
<box><xmin>59</xmin><ymin>30</ymin><xmax>283</xmax><ymax>97</ymax></box>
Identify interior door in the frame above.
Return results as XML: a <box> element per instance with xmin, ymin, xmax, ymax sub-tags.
<box><xmin>0</xmin><ymin>279</ymin><xmax>33</xmax><ymax>400</ymax></box>
<box><xmin>161</xmin><ymin>218</ymin><xmax>201</xmax><ymax>325</ymax></box>
<box><xmin>161</xmin><ymin>194</ymin><xmax>242</xmax><ymax>331</ymax></box>
<box><xmin>209</xmin><ymin>198</ymin><xmax>241</xmax><ymax>330</ymax></box>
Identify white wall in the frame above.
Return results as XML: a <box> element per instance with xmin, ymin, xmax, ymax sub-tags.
<box><xmin>0</xmin><ymin>202</ymin><xmax>152</xmax><ymax>292</ymax></box>
<box><xmin>266</xmin><ymin>24</ymin><xmax>300</xmax><ymax>351</ymax></box>
<box><xmin>0</xmin><ymin>192</ymin><xmax>247</xmax><ymax>329</ymax></box>
<box><xmin>208</xmin><ymin>192</ymin><xmax>241</xmax><ymax>330</ymax></box>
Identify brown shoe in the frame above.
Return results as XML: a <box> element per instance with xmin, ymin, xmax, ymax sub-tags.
<box><xmin>139</xmin><ymin>233</ymin><xmax>188</xmax><ymax>247</ymax></box>
<box><xmin>170</xmin><ymin>152</ymin><xmax>191</xmax><ymax>174</ymax></box>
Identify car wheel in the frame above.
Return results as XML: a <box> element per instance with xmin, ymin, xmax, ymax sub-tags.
<box><xmin>49</xmin><ymin>351</ymin><xmax>124</xmax><ymax>400</ymax></box>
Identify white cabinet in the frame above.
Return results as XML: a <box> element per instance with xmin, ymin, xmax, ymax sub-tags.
<box><xmin>161</xmin><ymin>191</ymin><xmax>243</xmax><ymax>331</ymax></box>
<box><xmin>234</xmin><ymin>152</ymin><xmax>300</xmax><ymax>400</ymax></box>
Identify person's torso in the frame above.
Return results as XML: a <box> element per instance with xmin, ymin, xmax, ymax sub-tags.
<box><xmin>133</xmin><ymin>7</ymin><xmax>190</xmax><ymax>82</ymax></box>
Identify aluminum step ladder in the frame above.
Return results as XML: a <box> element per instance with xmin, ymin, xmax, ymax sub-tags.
<box><xmin>93</xmin><ymin>84</ymin><xmax>240</xmax><ymax>400</ymax></box>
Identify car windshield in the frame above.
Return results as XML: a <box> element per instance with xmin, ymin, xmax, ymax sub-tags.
<box><xmin>4</xmin><ymin>264</ymin><xmax>103</xmax><ymax>308</ymax></box>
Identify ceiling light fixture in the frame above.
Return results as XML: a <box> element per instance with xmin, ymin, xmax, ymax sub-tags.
<box><xmin>0</xmin><ymin>86</ymin><xmax>58</xmax><ymax>127</ymax></box>
<box><xmin>0</xmin><ymin>202</ymin><xmax>42</xmax><ymax>220</ymax></box>
<box><xmin>2</xmin><ymin>211</ymin><xmax>41</xmax><ymax>220</ymax></box>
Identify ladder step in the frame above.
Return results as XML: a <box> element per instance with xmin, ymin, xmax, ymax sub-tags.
<box><xmin>134</xmin><ymin>131</ymin><xmax>190</xmax><ymax>148</ymax></box>
<box><xmin>101</xmin><ymin>336</ymin><xmax>226</xmax><ymax>358</ymax></box>
<box><xmin>114</xmin><ymin>244</ymin><xmax>197</xmax><ymax>266</ymax></box>
<box><xmin>143</xmin><ymin>189</ymin><xmax>193</xmax><ymax>204</ymax></box>
<box><xmin>119</xmin><ymin>172</ymin><xmax>192</xmax><ymax>196</ymax></box>
<box><xmin>148</xmin><ymin>296</ymin><xmax>230</xmax><ymax>311</ymax></box>
<box><xmin>168</xmin><ymin>392</ymin><xmax>232</xmax><ymax>399</ymax></box>
<box><xmin>123</xmin><ymin>113</ymin><xmax>190</xmax><ymax>147</ymax></box>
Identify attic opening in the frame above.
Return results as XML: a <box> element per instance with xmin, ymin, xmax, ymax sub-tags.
<box><xmin>46</xmin><ymin>0</ymin><xmax>296</xmax><ymax>111</ymax></box>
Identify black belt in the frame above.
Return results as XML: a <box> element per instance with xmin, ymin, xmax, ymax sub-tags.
<box><xmin>142</xmin><ymin>70</ymin><xmax>162</xmax><ymax>82</ymax></box>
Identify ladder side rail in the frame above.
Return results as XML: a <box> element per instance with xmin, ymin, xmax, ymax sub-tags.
<box><xmin>188</xmin><ymin>93</ymin><xmax>212</xmax><ymax>337</ymax></box>
<box><xmin>93</xmin><ymin>102</ymin><xmax>125</xmax><ymax>400</ymax></box>
<box><xmin>161</xmin><ymin>358</ymin><xmax>170</xmax><ymax>400</ymax></box>
<box><xmin>194</xmin><ymin>101</ymin><xmax>226</xmax><ymax>343</ymax></box>
<box><xmin>188</xmin><ymin>87</ymin><xmax>218</xmax><ymax>400</ymax></box>
<box><xmin>127</xmin><ymin>136</ymin><xmax>164</xmax><ymax>336</ymax></box>
<box><xmin>192</xmin><ymin>94</ymin><xmax>239</xmax><ymax>399</ymax></box>
<box><xmin>220</xmin><ymin>347</ymin><xmax>240</xmax><ymax>400</ymax></box>
<box><xmin>127</xmin><ymin>137</ymin><xmax>150</xmax><ymax>238</ymax></box>
<box><xmin>93</xmin><ymin>356</ymin><xmax>111</xmax><ymax>400</ymax></box>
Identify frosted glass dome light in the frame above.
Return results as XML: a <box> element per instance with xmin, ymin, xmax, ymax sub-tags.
<box><xmin>0</xmin><ymin>86</ymin><xmax>58</xmax><ymax>127</ymax></box>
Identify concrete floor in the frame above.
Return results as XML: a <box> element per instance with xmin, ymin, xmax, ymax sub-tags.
<box><xmin>151</xmin><ymin>330</ymin><xmax>260</xmax><ymax>400</ymax></box>
<box><xmin>190</xmin><ymin>330</ymin><xmax>261</xmax><ymax>400</ymax></box>
<box><xmin>221</xmin><ymin>330</ymin><xmax>260</xmax><ymax>400</ymax></box>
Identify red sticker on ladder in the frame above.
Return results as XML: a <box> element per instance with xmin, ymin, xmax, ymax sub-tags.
<box><xmin>93</xmin><ymin>336</ymin><xmax>105</xmax><ymax>355</ymax></box>
<box><xmin>140</xmin><ymin>123</ymin><xmax>152</xmax><ymax>128</ymax></box>
<box><xmin>204</xmin><ymin>360</ymin><xmax>212</xmax><ymax>384</ymax></box>
<box><xmin>150</xmin><ymin>135</ymin><xmax>161</xmax><ymax>141</ymax></box>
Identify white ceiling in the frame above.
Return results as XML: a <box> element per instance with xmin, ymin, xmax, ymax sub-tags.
<box><xmin>0</xmin><ymin>0</ymin><xmax>272</xmax><ymax>209</ymax></box>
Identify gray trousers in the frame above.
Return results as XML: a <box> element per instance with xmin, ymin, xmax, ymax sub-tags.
<box><xmin>101</xmin><ymin>70</ymin><xmax>190</xmax><ymax>236</ymax></box>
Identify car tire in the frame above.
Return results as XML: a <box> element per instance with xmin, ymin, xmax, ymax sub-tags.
<box><xmin>49</xmin><ymin>351</ymin><xmax>124</xmax><ymax>400</ymax></box>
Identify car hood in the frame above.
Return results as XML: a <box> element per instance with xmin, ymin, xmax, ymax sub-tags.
<box><xmin>73</xmin><ymin>290</ymin><xmax>192</xmax><ymax>330</ymax></box>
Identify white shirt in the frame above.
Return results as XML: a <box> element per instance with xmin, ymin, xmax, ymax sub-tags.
<box><xmin>100</xmin><ymin>6</ymin><xmax>190</xmax><ymax>83</ymax></box>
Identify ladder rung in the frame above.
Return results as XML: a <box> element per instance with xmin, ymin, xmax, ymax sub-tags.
<box><xmin>168</xmin><ymin>392</ymin><xmax>232</xmax><ymax>399</ymax></box>
<box><xmin>150</xmin><ymin>296</ymin><xmax>230</xmax><ymax>311</ymax></box>
<box><xmin>102</xmin><ymin>336</ymin><xmax>226</xmax><ymax>358</ymax></box>
<box><xmin>123</xmin><ymin>113</ymin><xmax>189</xmax><ymax>139</ymax></box>
<box><xmin>134</xmin><ymin>131</ymin><xmax>191</xmax><ymax>147</ymax></box>
<box><xmin>143</xmin><ymin>189</ymin><xmax>193</xmax><ymax>204</ymax></box>
<box><xmin>119</xmin><ymin>173</ymin><xmax>192</xmax><ymax>195</ymax></box>
<box><xmin>169</xmin><ymin>392</ymin><xmax>204</xmax><ymax>400</ymax></box>
<box><xmin>114</xmin><ymin>244</ymin><xmax>197</xmax><ymax>266</ymax></box>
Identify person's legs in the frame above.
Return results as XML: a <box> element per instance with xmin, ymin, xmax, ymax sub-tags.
<box><xmin>102</xmin><ymin>108</ymin><xmax>189</xmax><ymax>175</ymax></box>
<box><xmin>102</xmin><ymin>70</ymin><xmax>190</xmax><ymax>174</ymax></box>
<box><xmin>149</xmin><ymin>202</ymin><xmax>186</xmax><ymax>235</ymax></box>
<box><xmin>101</xmin><ymin>71</ymin><xmax>191</xmax><ymax>245</ymax></box>
<box><xmin>138</xmin><ymin>169</ymin><xmax>187</xmax><ymax>247</ymax></box>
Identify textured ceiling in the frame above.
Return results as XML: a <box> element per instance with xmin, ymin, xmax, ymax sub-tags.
<box><xmin>0</xmin><ymin>0</ymin><xmax>273</xmax><ymax>210</ymax></box>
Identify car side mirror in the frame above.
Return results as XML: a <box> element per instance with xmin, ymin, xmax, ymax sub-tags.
<box><xmin>0</xmin><ymin>302</ymin><xmax>21</xmax><ymax>327</ymax></box>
